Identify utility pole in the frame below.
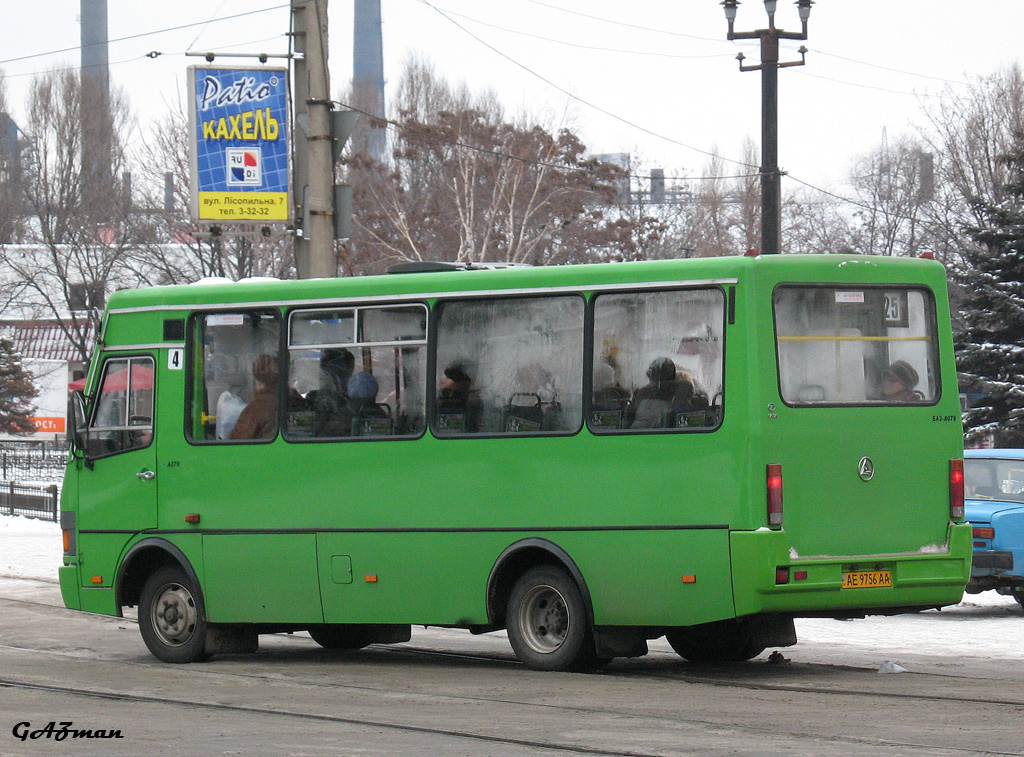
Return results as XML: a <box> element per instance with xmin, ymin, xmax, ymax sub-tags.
<box><xmin>721</xmin><ymin>0</ymin><xmax>812</xmax><ymax>255</ymax></box>
<box><xmin>292</xmin><ymin>0</ymin><xmax>335</xmax><ymax>278</ymax></box>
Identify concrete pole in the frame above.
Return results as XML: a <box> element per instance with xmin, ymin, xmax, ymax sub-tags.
<box><xmin>292</xmin><ymin>0</ymin><xmax>334</xmax><ymax>279</ymax></box>
<box><xmin>759</xmin><ymin>34</ymin><xmax>780</xmax><ymax>257</ymax></box>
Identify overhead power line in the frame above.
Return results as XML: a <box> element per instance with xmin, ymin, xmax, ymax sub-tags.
<box><xmin>333</xmin><ymin>99</ymin><xmax>758</xmax><ymax>184</ymax></box>
<box><xmin>416</xmin><ymin>0</ymin><xmax>760</xmax><ymax>172</ymax></box>
<box><xmin>432</xmin><ymin>6</ymin><xmax>734</xmax><ymax>60</ymax></box>
<box><xmin>0</xmin><ymin>4</ymin><xmax>289</xmax><ymax>67</ymax></box>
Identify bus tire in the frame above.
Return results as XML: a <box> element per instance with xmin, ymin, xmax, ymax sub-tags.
<box><xmin>138</xmin><ymin>566</ymin><xmax>208</xmax><ymax>664</ymax></box>
<box><xmin>665</xmin><ymin>619</ymin><xmax>765</xmax><ymax>663</ymax></box>
<box><xmin>506</xmin><ymin>566</ymin><xmax>596</xmax><ymax>672</ymax></box>
<box><xmin>307</xmin><ymin>624</ymin><xmax>373</xmax><ymax>650</ymax></box>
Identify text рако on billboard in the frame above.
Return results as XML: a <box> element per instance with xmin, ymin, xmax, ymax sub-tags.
<box><xmin>188</xmin><ymin>67</ymin><xmax>290</xmax><ymax>222</ymax></box>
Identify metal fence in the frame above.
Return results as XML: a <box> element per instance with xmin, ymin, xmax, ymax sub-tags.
<box><xmin>0</xmin><ymin>448</ymin><xmax>67</xmax><ymax>482</ymax></box>
<box><xmin>0</xmin><ymin>481</ymin><xmax>60</xmax><ymax>522</ymax></box>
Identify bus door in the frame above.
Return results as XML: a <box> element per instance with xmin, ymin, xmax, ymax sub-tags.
<box><xmin>79</xmin><ymin>355</ymin><xmax>158</xmax><ymax>546</ymax></box>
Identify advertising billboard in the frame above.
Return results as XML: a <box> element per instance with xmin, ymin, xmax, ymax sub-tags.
<box><xmin>0</xmin><ymin>359</ymin><xmax>67</xmax><ymax>442</ymax></box>
<box><xmin>188</xmin><ymin>66</ymin><xmax>290</xmax><ymax>223</ymax></box>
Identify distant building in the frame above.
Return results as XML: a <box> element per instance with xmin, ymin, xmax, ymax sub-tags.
<box><xmin>0</xmin><ymin>319</ymin><xmax>93</xmax><ymax>444</ymax></box>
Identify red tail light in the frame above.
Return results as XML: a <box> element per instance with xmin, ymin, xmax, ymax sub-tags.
<box><xmin>767</xmin><ymin>463</ymin><xmax>783</xmax><ymax>526</ymax></box>
<box><xmin>950</xmin><ymin>459</ymin><xmax>964</xmax><ymax>520</ymax></box>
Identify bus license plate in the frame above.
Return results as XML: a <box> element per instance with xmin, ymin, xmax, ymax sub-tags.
<box><xmin>841</xmin><ymin>570</ymin><xmax>892</xmax><ymax>589</ymax></box>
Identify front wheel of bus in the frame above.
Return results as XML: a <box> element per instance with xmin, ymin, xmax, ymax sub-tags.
<box><xmin>506</xmin><ymin>566</ymin><xmax>595</xmax><ymax>672</ymax></box>
<box><xmin>139</xmin><ymin>566</ymin><xmax>208</xmax><ymax>664</ymax></box>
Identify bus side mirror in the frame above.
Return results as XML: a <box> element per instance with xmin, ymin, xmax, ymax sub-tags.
<box><xmin>68</xmin><ymin>390</ymin><xmax>92</xmax><ymax>467</ymax></box>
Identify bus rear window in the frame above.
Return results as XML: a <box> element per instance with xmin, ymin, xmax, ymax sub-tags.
<box><xmin>774</xmin><ymin>286</ymin><xmax>939</xmax><ymax>406</ymax></box>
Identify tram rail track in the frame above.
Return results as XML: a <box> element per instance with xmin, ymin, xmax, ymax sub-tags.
<box><xmin>2</xmin><ymin>584</ymin><xmax>1024</xmax><ymax>711</ymax></box>
<box><xmin>2</xmin><ymin>580</ymin><xmax>1023</xmax><ymax>756</ymax></box>
<box><xmin>0</xmin><ymin>667</ymin><xmax>1020</xmax><ymax>757</ymax></box>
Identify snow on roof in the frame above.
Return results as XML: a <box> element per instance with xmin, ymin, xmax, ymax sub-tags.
<box><xmin>0</xmin><ymin>321</ymin><xmax>93</xmax><ymax>362</ymax></box>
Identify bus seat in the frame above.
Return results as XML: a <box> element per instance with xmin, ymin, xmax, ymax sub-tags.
<box><xmin>436</xmin><ymin>410</ymin><xmax>466</xmax><ymax>433</ymax></box>
<box><xmin>541</xmin><ymin>400</ymin><xmax>564</xmax><ymax>431</ymax></box>
<box><xmin>504</xmin><ymin>393</ymin><xmax>543</xmax><ymax>432</ymax></box>
<box><xmin>352</xmin><ymin>403</ymin><xmax>393</xmax><ymax>436</ymax></box>
<box><xmin>592</xmin><ymin>388</ymin><xmax>629</xmax><ymax>429</ymax></box>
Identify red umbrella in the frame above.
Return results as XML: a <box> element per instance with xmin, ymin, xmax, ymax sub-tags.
<box><xmin>69</xmin><ymin>364</ymin><xmax>154</xmax><ymax>393</ymax></box>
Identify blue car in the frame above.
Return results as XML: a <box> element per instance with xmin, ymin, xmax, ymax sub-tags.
<box><xmin>964</xmin><ymin>449</ymin><xmax>1024</xmax><ymax>608</ymax></box>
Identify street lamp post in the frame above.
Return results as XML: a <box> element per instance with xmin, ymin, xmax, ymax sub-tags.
<box><xmin>722</xmin><ymin>0</ymin><xmax>812</xmax><ymax>255</ymax></box>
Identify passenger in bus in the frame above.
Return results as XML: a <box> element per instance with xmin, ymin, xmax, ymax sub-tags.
<box><xmin>310</xmin><ymin>348</ymin><xmax>355</xmax><ymax>437</ymax></box>
<box><xmin>592</xmin><ymin>363</ymin><xmax>630</xmax><ymax>427</ymax></box>
<box><xmin>230</xmin><ymin>354</ymin><xmax>280</xmax><ymax>440</ymax></box>
<box><xmin>437</xmin><ymin>361</ymin><xmax>482</xmax><ymax>432</ymax></box>
<box><xmin>348</xmin><ymin>372</ymin><xmax>383</xmax><ymax>413</ymax></box>
<box><xmin>873</xmin><ymin>360</ymin><xmax>922</xmax><ymax>403</ymax></box>
<box><xmin>629</xmin><ymin>357</ymin><xmax>699</xmax><ymax>429</ymax></box>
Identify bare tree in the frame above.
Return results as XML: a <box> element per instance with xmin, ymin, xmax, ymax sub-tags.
<box><xmin>919</xmin><ymin>64</ymin><xmax>1024</xmax><ymax>272</ymax></box>
<box><xmin>684</xmin><ymin>146</ymin><xmax>762</xmax><ymax>257</ymax></box>
<box><xmin>0</xmin><ymin>69</ymin><xmax>140</xmax><ymax>362</ymax></box>
<box><xmin>844</xmin><ymin>135</ymin><xmax>937</xmax><ymax>257</ymax></box>
<box><xmin>923</xmin><ymin>65</ymin><xmax>1024</xmax><ymax>218</ymax></box>
<box><xmin>130</xmin><ymin>105</ymin><xmax>296</xmax><ymax>285</ymax></box>
<box><xmin>781</xmin><ymin>187</ymin><xmax>857</xmax><ymax>255</ymax></box>
<box><xmin>342</xmin><ymin>58</ymin><xmax>647</xmax><ymax>272</ymax></box>
<box><xmin>686</xmin><ymin>154</ymin><xmax>736</xmax><ymax>257</ymax></box>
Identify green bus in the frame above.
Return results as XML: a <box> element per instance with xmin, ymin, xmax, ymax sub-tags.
<box><xmin>60</xmin><ymin>254</ymin><xmax>971</xmax><ymax>671</ymax></box>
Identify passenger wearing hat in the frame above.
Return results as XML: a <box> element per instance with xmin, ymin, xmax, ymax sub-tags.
<box><xmin>311</xmin><ymin>348</ymin><xmax>356</xmax><ymax>437</ymax></box>
<box><xmin>629</xmin><ymin>357</ymin><xmax>698</xmax><ymax>428</ymax></box>
<box><xmin>230</xmin><ymin>354</ymin><xmax>280</xmax><ymax>440</ymax></box>
<box><xmin>437</xmin><ymin>360</ymin><xmax>482</xmax><ymax>432</ymax></box>
<box><xmin>346</xmin><ymin>371</ymin><xmax>392</xmax><ymax>433</ymax></box>
<box><xmin>876</xmin><ymin>360</ymin><xmax>922</xmax><ymax>403</ymax></box>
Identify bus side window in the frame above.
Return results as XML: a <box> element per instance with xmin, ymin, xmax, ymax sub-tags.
<box><xmin>433</xmin><ymin>295</ymin><xmax>584</xmax><ymax>436</ymax></box>
<box><xmin>590</xmin><ymin>288</ymin><xmax>725</xmax><ymax>434</ymax></box>
<box><xmin>87</xmin><ymin>356</ymin><xmax>154</xmax><ymax>457</ymax></box>
<box><xmin>284</xmin><ymin>305</ymin><xmax>427</xmax><ymax>440</ymax></box>
<box><xmin>188</xmin><ymin>312</ymin><xmax>281</xmax><ymax>443</ymax></box>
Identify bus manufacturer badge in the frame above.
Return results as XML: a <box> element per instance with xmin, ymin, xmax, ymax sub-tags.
<box><xmin>858</xmin><ymin>457</ymin><xmax>875</xmax><ymax>482</ymax></box>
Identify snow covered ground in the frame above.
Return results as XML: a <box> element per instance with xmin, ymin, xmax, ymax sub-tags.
<box><xmin>3</xmin><ymin>513</ymin><xmax>1021</xmax><ymax>668</ymax></box>
<box><xmin>0</xmin><ymin>513</ymin><xmax>63</xmax><ymax>580</ymax></box>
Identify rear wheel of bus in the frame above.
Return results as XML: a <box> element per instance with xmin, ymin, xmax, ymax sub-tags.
<box><xmin>506</xmin><ymin>565</ymin><xmax>596</xmax><ymax>672</ymax></box>
<box><xmin>665</xmin><ymin>618</ymin><xmax>765</xmax><ymax>663</ymax></box>
<box><xmin>138</xmin><ymin>565</ymin><xmax>208</xmax><ymax>664</ymax></box>
<box><xmin>307</xmin><ymin>625</ymin><xmax>375</xmax><ymax>650</ymax></box>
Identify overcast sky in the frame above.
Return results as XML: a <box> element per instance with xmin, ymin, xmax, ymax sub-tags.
<box><xmin>4</xmin><ymin>1</ymin><xmax>1024</xmax><ymax>194</ymax></box>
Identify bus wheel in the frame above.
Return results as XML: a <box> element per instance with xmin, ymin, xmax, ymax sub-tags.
<box><xmin>138</xmin><ymin>566</ymin><xmax>208</xmax><ymax>664</ymax></box>
<box><xmin>665</xmin><ymin>619</ymin><xmax>765</xmax><ymax>663</ymax></box>
<box><xmin>307</xmin><ymin>624</ymin><xmax>373</xmax><ymax>650</ymax></box>
<box><xmin>507</xmin><ymin>566</ymin><xmax>595</xmax><ymax>671</ymax></box>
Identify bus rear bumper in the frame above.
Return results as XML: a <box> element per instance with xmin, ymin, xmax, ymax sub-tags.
<box><xmin>730</xmin><ymin>523</ymin><xmax>973</xmax><ymax>617</ymax></box>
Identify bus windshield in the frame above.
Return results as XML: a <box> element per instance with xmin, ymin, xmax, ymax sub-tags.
<box><xmin>774</xmin><ymin>285</ymin><xmax>939</xmax><ymax>406</ymax></box>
